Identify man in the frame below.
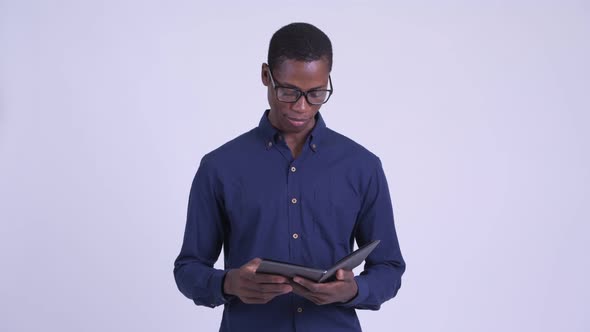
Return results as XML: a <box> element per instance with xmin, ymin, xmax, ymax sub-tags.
<box><xmin>174</xmin><ymin>22</ymin><xmax>405</xmax><ymax>331</ymax></box>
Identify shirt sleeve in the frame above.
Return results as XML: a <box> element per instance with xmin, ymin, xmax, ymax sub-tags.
<box><xmin>339</xmin><ymin>158</ymin><xmax>406</xmax><ymax>310</ymax></box>
<box><xmin>173</xmin><ymin>155</ymin><xmax>232</xmax><ymax>308</ymax></box>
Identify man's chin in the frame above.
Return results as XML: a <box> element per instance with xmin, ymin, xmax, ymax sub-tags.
<box><xmin>282</xmin><ymin>115</ymin><xmax>316</xmax><ymax>133</ymax></box>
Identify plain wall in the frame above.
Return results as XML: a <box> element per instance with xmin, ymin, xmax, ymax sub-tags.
<box><xmin>1</xmin><ymin>1</ymin><xmax>588</xmax><ymax>331</ymax></box>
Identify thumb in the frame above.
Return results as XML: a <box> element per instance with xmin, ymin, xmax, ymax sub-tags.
<box><xmin>336</xmin><ymin>269</ymin><xmax>353</xmax><ymax>281</ymax></box>
<box><xmin>245</xmin><ymin>257</ymin><xmax>262</xmax><ymax>272</ymax></box>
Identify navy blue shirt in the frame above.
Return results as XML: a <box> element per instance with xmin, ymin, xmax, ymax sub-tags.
<box><xmin>174</xmin><ymin>110</ymin><xmax>405</xmax><ymax>331</ymax></box>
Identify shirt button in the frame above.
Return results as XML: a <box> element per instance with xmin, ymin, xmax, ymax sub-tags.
<box><xmin>267</xmin><ymin>141</ymin><xmax>273</xmax><ymax>147</ymax></box>
<box><xmin>291</xmin><ymin>198</ymin><xmax>297</xmax><ymax>204</ymax></box>
<box><xmin>292</xmin><ymin>233</ymin><xmax>299</xmax><ymax>239</ymax></box>
<box><xmin>311</xmin><ymin>143</ymin><xmax>317</xmax><ymax>149</ymax></box>
<box><xmin>297</xmin><ymin>307</ymin><xmax>303</xmax><ymax>313</ymax></box>
<box><xmin>290</xmin><ymin>166</ymin><xmax>297</xmax><ymax>173</ymax></box>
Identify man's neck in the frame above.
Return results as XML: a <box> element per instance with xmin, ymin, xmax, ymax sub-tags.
<box><xmin>284</xmin><ymin>130</ymin><xmax>310</xmax><ymax>159</ymax></box>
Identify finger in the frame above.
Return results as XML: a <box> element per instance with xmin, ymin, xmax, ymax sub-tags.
<box><xmin>290</xmin><ymin>284</ymin><xmax>323</xmax><ymax>304</ymax></box>
<box><xmin>290</xmin><ymin>281</ymin><xmax>333</xmax><ymax>305</ymax></box>
<box><xmin>240</xmin><ymin>296</ymin><xmax>267</xmax><ymax>304</ymax></box>
<box><xmin>292</xmin><ymin>285</ymin><xmax>335</xmax><ymax>305</ymax></box>
<box><xmin>256</xmin><ymin>283</ymin><xmax>292</xmax><ymax>294</ymax></box>
<box><xmin>336</xmin><ymin>269</ymin><xmax>354</xmax><ymax>281</ymax></box>
<box><xmin>240</xmin><ymin>278</ymin><xmax>292</xmax><ymax>294</ymax></box>
<box><xmin>240</xmin><ymin>295</ymin><xmax>279</xmax><ymax>304</ymax></box>
<box><xmin>243</xmin><ymin>274</ymin><xmax>292</xmax><ymax>289</ymax></box>
<box><xmin>238</xmin><ymin>283</ymin><xmax>292</xmax><ymax>299</ymax></box>
<box><xmin>253</xmin><ymin>272</ymin><xmax>290</xmax><ymax>284</ymax></box>
<box><xmin>293</xmin><ymin>276</ymin><xmax>322</xmax><ymax>293</ymax></box>
<box><xmin>237</xmin><ymin>259</ymin><xmax>262</xmax><ymax>282</ymax></box>
<box><xmin>244</xmin><ymin>258</ymin><xmax>262</xmax><ymax>273</ymax></box>
<box><xmin>306</xmin><ymin>293</ymin><xmax>327</xmax><ymax>305</ymax></box>
<box><xmin>289</xmin><ymin>282</ymin><xmax>309</xmax><ymax>294</ymax></box>
<box><xmin>239</xmin><ymin>284</ymin><xmax>293</xmax><ymax>304</ymax></box>
<box><xmin>237</xmin><ymin>285</ymin><xmax>278</xmax><ymax>300</ymax></box>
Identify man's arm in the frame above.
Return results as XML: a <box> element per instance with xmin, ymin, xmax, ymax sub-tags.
<box><xmin>340</xmin><ymin>158</ymin><xmax>406</xmax><ymax>310</ymax></box>
<box><xmin>173</xmin><ymin>155</ymin><xmax>229</xmax><ymax>308</ymax></box>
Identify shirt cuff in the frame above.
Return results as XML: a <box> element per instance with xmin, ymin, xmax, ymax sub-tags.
<box><xmin>338</xmin><ymin>276</ymin><xmax>369</xmax><ymax>308</ymax></box>
<box><xmin>220</xmin><ymin>270</ymin><xmax>237</xmax><ymax>303</ymax></box>
<box><xmin>192</xmin><ymin>269</ymin><xmax>235</xmax><ymax>308</ymax></box>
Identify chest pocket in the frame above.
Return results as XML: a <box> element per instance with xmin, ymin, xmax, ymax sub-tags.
<box><xmin>310</xmin><ymin>175</ymin><xmax>361</xmax><ymax>247</ymax></box>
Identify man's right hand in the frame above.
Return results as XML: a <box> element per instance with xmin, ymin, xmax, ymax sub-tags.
<box><xmin>223</xmin><ymin>258</ymin><xmax>292</xmax><ymax>304</ymax></box>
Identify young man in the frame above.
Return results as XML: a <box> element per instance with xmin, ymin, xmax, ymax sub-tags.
<box><xmin>174</xmin><ymin>22</ymin><xmax>405</xmax><ymax>331</ymax></box>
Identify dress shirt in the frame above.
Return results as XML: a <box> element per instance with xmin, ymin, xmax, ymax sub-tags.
<box><xmin>174</xmin><ymin>110</ymin><xmax>405</xmax><ymax>331</ymax></box>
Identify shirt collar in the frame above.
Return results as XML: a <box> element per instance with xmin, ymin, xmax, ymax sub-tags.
<box><xmin>258</xmin><ymin>109</ymin><xmax>326</xmax><ymax>151</ymax></box>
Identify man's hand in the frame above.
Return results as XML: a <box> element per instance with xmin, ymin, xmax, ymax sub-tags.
<box><xmin>290</xmin><ymin>269</ymin><xmax>358</xmax><ymax>305</ymax></box>
<box><xmin>223</xmin><ymin>258</ymin><xmax>293</xmax><ymax>304</ymax></box>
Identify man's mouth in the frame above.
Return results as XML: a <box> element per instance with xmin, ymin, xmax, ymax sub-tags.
<box><xmin>286</xmin><ymin>116</ymin><xmax>308</xmax><ymax>127</ymax></box>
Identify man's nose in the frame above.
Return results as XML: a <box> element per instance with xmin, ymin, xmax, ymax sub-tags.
<box><xmin>292</xmin><ymin>95</ymin><xmax>311</xmax><ymax>112</ymax></box>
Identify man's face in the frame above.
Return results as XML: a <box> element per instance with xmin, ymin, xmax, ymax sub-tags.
<box><xmin>262</xmin><ymin>59</ymin><xmax>331</xmax><ymax>134</ymax></box>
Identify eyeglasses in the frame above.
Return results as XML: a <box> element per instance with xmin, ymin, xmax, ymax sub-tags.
<box><xmin>267</xmin><ymin>68</ymin><xmax>333</xmax><ymax>105</ymax></box>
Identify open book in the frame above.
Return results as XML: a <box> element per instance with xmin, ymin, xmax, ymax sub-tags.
<box><xmin>256</xmin><ymin>240</ymin><xmax>380</xmax><ymax>283</ymax></box>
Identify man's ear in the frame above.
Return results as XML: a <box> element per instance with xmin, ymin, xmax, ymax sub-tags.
<box><xmin>261</xmin><ymin>63</ymin><xmax>270</xmax><ymax>86</ymax></box>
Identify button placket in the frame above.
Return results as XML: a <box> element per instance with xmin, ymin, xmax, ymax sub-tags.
<box><xmin>287</xmin><ymin>160</ymin><xmax>302</xmax><ymax>252</ymax></box>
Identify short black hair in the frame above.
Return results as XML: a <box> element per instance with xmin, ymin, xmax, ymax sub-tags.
<box><xmin>267</xmin><ymin>22</ymin><xmax>333</xmax><ymax>72</ymax></box>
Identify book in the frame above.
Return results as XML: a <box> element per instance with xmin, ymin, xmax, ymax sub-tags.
<box><xmin>256</xmin><ymin>240</ymin><xmax>380</xmax><ymax>283</ymax></box>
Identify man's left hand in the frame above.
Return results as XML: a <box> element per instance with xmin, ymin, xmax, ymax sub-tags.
<box><xmin>290</xmin><ymin>269</ymin><xmax>358</xmax><ymax>305</ymax></box>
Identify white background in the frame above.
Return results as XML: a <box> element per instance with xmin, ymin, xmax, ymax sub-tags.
<box><xmin>1</xmin><ymin>1</ymin><xmax>589</xmax><ymax>331</ymax></box>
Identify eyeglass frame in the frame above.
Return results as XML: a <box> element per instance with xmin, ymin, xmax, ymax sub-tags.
<box><xmin>266</xmin><ymin>67</ymin><xmax>334</xmax><ymax>105</ymax></box>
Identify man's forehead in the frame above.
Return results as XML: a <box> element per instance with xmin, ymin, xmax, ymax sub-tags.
<box><xmin>273</xmin><ymin>59</ymin><xmax>330</xmax><ymax>77</ymax></box>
